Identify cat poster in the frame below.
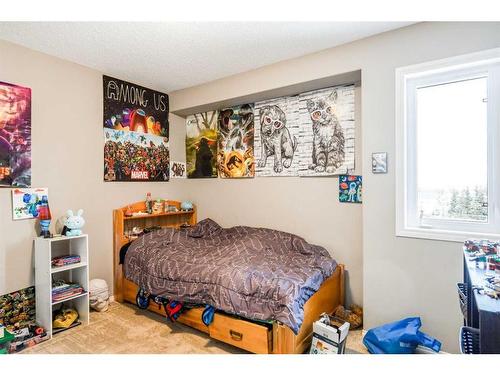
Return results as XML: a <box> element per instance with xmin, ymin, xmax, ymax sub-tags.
<box><xmin>217</xmin><ymin>104</ymin><xmax>255</xmax><ymax>178</ymax></box>
<box><xmin>254</xmin><ymin>96</ymin><xmax>300</xmax><ymax>177</ymax></box>
<box><xmin>170</xmin><ymin>161</ymin><xmax>186</xmax><ymax>178</ymax></box>
<box><xmin>338</xmin><ymin>175</ymin><xmax>362</xmax><ymax>203</ymax></box>
<box><xmin>298</xmin><ymin>85</ymin><xmax>355</xmax><ymax>176</ymax></box>
<box><xmin>186</xmin><ymin>110</ymin><xmax>218</xmax><ymax>178</ymax></box>
<box><xmin>12</xmin><ymin>187</ymin><xmax>49</xmax><ymax>220</ymax></box>
<box><xmin>0</xmin><ymin>81</ymin><xmax>31</xmax><ymax>188</ymax></box>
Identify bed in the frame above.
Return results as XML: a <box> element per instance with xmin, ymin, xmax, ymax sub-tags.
<box><xmin>113</xmin><ymin>201</ymin><xmax>345</xmax><ymax>354</ymax></box>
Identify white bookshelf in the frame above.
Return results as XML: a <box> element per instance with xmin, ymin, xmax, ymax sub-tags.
<box><xmin>34</xmin><ymin>234</ymin><xmax>90</xmax><ymax>339</ymax></box>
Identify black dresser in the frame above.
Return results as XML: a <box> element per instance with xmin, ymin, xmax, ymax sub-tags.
<box><xmin>460</xmin><ymin>250</ymin><xmax>500</xmax><ymax>353</ymax></box>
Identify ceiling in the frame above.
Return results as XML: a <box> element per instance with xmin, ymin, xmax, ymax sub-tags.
<box><xmin>0</xmin><ymin>22</ymin><xmax>413</xmax><ymax>92</ymax></box>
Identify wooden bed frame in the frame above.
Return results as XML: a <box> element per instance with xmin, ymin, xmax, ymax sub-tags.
<box><xmin>113</xmin><ymin>201</ymin><xmax>345</xmax><ymax>354</ymax></box>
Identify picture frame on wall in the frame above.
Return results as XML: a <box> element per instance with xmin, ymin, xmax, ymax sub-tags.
<box><xmin>372</xmin><ymin>152</ymin><xmax>387</xmax><ymax>174</ymax></box>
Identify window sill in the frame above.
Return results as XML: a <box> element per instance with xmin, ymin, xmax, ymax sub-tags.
<box><xmin>396</xmin><ymin>227</ymin><xmax>500</xmax><ymax>243</ymax></box>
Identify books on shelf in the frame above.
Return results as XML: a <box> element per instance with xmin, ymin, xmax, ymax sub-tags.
<box><xmin>51</xmin><ymin>255</ymin><xmax>81</xmax><ymax>268</ymax></box>
<box><xmin>52</xmin><ymin>281</ymin><xmax>84</xmax><ymax>302</ymax></box>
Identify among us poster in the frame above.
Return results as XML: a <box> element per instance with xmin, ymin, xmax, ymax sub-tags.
<box><xmin>0</xmin><ymin>82</ymin><xmax>31</xmax><ymax>187</ymax></box>
<box><xmin>103</xmin><ymin>76</ymin><xmax>170</xmax><ymax>182</ymax></box>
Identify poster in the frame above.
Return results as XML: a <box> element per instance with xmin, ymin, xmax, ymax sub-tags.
<box><xmin>254</xmin><ymin>96</ymin><xmax>300</xmax><ymax>177</ymax></box>
<box><xmin>298</xmin><ymin>85</ymin><xmax>355</xmax><ymax>176</ymax></box>
<box><xmin>186</xmin><ymin>110</ymin><xmax>218</xmax><ymax>178</ymax></box>
<box><xmin>217</xmin><ymin>104</ymin><xmax>255</xmax><ymax>178</ymax></box>
<box><xmin>338</xmin><ymin>175</ymin><xmax>362</xmax><ymax>203</ymax></box>
<box><xmin>170</xmin><ymin>161</ymin><xmax>186</xmax><ymax>178</ymax></box>
<box><xmin>103</xmin><ymin>76</ymin><xmax>170</xmax><ymax>181</ymax></box>
<box><xmin>0</xmin><ymin>81</ymin><xmax>31</xmax><ymax>187</ymax></box>
<box><xmin>12</xmin><ymin>187</ymin><xmax>49</xmax><ymax>220</ymax></box>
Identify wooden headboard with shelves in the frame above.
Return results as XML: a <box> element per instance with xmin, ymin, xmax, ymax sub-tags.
<box><xmin>112</xmin><ymin>200</ymin><xmax>197</xmax><ymax>301</ymax></box>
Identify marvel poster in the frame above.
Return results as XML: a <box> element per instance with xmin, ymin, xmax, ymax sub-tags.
<box><xmin>0</xmin><ymin>81</ymin><xmax>31</xmax><ymax>187</ymax></box>
<box><xmin>103</xmin><ymin>75</ymin><xmax>170</xmax><ymax>182</ymax></box>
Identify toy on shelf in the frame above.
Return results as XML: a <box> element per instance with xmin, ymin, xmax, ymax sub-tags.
<box><xmin>62</xmin><ymin>209</ymin><xmax>85</xmax><ymax>237</ymax></box>
<box><xmin>181</xmin><ymin>201</ymin><xmax>194</xmax><ymax>211</ymax></box>
<box><xmin>52</xmin><ymin>308</ymin><xmax>79</xmax><ymax>330</ymax></box>
<box><xmin>38</xmin><ymin>195</ymin><xmax>52</xmax><ymax>238</ymax></box>
<box><xmin>152</xmin><ymin>199</ymin><xmax>163</xmax><ymax>214</ymax></box>
<box><xmin>146</xmin><ymin>192</ymin><xmax>153</xmax><ymax>214</ymax></box>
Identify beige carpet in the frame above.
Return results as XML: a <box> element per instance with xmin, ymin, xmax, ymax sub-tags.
<box><xmin>22</xmin><ymin>302</ymin><xmax>368</xmax><ymax>354</ymax></box>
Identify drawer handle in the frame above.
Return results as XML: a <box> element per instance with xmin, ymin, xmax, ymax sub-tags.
<box><xmin>229</xmin><ymin>329</ymin><xmax>243</xmax><ymax>341</ymax></box>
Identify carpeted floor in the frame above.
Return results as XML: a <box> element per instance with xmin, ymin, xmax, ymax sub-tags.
<box><xmin>22</xmin><ymin>302</ymin><xmax>368</xmax><ymax>354</ymax></box>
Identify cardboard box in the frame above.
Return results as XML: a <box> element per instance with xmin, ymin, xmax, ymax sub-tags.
<box><xmin>309</xmin><ymin>316</ymin><xmax>350</xmax><ymax>354</ymax></box>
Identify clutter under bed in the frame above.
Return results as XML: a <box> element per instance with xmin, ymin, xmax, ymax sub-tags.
<box><xmin>121</xmin><ymin>218</ymin><xmax>337</xmax><ymax>334</ymax></box>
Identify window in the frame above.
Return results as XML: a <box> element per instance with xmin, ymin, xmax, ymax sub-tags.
<box><xmin>396</xmin><ymin>49</ymin><xmax>500</xmax><ymax>242</ymax></box>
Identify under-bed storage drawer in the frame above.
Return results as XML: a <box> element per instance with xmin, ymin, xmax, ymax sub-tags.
<box><xmin>209</xmin><ymin>313</ymin><xmax>272</xmax><ymax>354</ymax></box>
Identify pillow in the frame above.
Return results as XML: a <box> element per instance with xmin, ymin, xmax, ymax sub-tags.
<box><xmin>188</xmin><ymin>218</ymin><xmax>222</xmax><ymax>238</ymax></box>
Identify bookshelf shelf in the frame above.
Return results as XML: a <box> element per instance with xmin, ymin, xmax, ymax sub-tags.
<box><xmin>35</xmin><ymin>234</ymin><xmax>90</xmax><ymax>340</ymax></box>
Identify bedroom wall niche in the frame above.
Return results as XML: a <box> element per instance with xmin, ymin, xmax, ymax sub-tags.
<box><xmin>169</xmin><ymin>82</ymin><xmax>363</xmax><ymax>309</ymax></box>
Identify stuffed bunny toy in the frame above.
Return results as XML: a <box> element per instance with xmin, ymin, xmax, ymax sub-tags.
<box><xmin>64</xmin><ymin>209</ymin><xmax>85</xmax><ymax>236</ymax></box>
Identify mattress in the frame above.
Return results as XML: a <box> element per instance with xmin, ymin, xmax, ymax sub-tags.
<box><xmin>123</xmin><ymin>218</ymin><xmax>337</xmax><ymax>333</ymax></box>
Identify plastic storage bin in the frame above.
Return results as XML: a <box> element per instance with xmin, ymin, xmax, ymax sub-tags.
<box><xmin>456</xmin><ymin>283</ymin><xmax>468</xmax><ymax>322</ymax></box>
<box><xmin>0</xmin><ymin>330</ymin><xmax>15</xmax><ymax>354</ymax></box>
<box><xmin>460</xmin><ymin>326</ymin><xmax>480</xmax><ymax>354</ymax></box>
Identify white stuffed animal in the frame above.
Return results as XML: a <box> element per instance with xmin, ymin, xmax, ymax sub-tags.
<box><xmin>64</xmin><ymin>209</ymin><xmax>85</xmax><ymax>236</ymax></box>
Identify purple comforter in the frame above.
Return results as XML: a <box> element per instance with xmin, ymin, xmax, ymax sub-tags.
<box><xmin>123</xmin><ymin>218</ymin><xmax>337</xmax><ymax>333</ymax></box>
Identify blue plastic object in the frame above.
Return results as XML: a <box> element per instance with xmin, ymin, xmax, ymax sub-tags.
<box><xmin>136</xmin><ymin>289</ymin><xmax>150</xmax><ymax>309</ymax></box>
<box><xmin>363</xmin><ymin>317</ymin><xmax>441</xmax><ymax>354</ymax></box>
<box><xmin>202</xmin><ymin>305</ymin><xmax>215</xmax><ymax>326</ymax></box>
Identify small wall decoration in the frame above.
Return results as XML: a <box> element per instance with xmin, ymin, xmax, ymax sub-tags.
<box><xmin>298</xmin><ymin>85</ymin><xmax>355</xmax><ymax>176</ymax></box>
<box><xmin>0</xmin><ymin>81</ymin><xmax>31</xmax><ymax>188</ymax></box>
<box><xmin>170</xmin><ymin>161</ymin><xmax>186</xmax><ymax>178</ymax></box>
<box><xmin>254</xmin><ymin>96</ymin><xmax>300</xmax><ymax>177</ymax></box>
<box><xmin>217</xmin><ymin>104</ymin><xmax>255</xmax><ymax>178</ymax></box>
<box><xmin>0</xmin><ymin>286</ymin><xmax>36</xmax><ymax>332</ymax></box>
<box><xmin>339</xmin><ymin>175</ymin><xmax>362</xmax><ymax>203</ymax></box>
<box><xmin>11</xmin><ymin>187</ymin><xmax>49</xmax><ymax>220</ymax></box>
<box><xmin>186</xmin><ymin>110</ymin><xmax>218</xmax><ymax>178</ymax></box>
<box><xmin>103</xmin><ymin>76</ymin><xmax>170</xmax><ymax>182</ymax></box>
<box><xmin>372</xmin><ymin>152</ymin><xmax>387</xmax><ymax>174</ymax></box>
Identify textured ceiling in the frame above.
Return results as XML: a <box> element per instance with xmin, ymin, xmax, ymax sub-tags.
<box><xmin>0</xmin><ymin>22</ymin><xmax>413</xmax><ymax>92</ymax></box>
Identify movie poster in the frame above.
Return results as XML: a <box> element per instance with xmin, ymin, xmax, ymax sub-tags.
<box><xmin>217</xmin><ymin>104</ymin><xmax>255</xmax><ymax>178</ymax></box>
<box><xmin>103</xmin><ymin>76</ymin><xmax>170</xmax><ymax>182</ymax></box>
<box><xmin>0</xmin><ymin>82</ymin><xmax>31</xmax><ymax>187</ymax></box>
<box><xmin>298</xmin><ymin>85</ymin><xmax>355</xmax><ymax>176</ymax></box>
<box><xmin>186</xmin><ymin>110</ymin><xmax>218</xmax><ymax>178</ymax></box>
<box><xmin>254</xmin><ymin>96</ymin><xmax>300</xmax><ymax>177</ymax></box>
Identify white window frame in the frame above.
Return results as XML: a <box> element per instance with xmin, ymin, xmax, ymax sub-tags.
<box><xmin>396</xmin><ymin>48</ymin><xmax>500</xmax><ymax>242</ymax></box>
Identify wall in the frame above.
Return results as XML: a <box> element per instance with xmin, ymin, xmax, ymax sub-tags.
<box><xmin>169</xmin><ymin>22</ymin><xmax>500</xmax><ymax>352</ymax></box>
<box><xmin>2</xmin><ymin>22</ymin><xmax>500</xmax><ymax>353</ymax></box>
<box><xmin>0</xmin><ymin>39</ymin><xmax>190</xmax><ymax>295</ymax></box>
<box><xmin>170</xmin><ymin>88</ymin><xmax>363</xmax><ymax>307</ymax></box>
